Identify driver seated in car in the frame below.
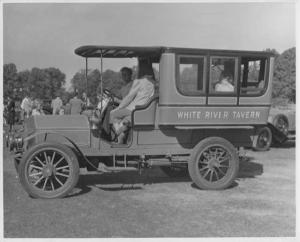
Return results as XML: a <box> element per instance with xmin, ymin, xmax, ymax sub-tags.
<box><xmin>110</xmin><ymin>62</ymin><xmax>155</xmax><ymax>144</ymax></box>
<box><xmin>98</xmin><ymin>67</ymin><xmax>134</xmax><ymax>136</ymax></box>
<box><xmin>114</xmin><ymin>67</ymin><xmax>134</xmax><ymax>103</ymax></box>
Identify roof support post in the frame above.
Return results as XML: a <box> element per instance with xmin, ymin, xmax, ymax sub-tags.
<box><xmin>85</xmin><ymin>58</ymin><xmax>88</xmax><ymax>96</ymax></box>
<box><xmin>100</xmin><ymin>51</ymin><xmax>103</xmax><ymax>111</ymax></box>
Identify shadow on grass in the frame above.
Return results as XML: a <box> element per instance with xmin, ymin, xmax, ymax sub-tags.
<box><xmin>70</xmin><ymin>156</ymin><xmax>264</xmax><ymax>196</ymax></box>
<box><xmin>190</xmin><ymin>181</ymin><xmax>239</xmax><ymax>190</ymax></box>
<box><xmin>238</xmin><ymin>156</ymin><xmax>263</xmax><ymax>179</ymax></box>
<box><xmin>69</xmin><ymin>168</ymin><xmax>192</xmax><ymax>196</ymax></box>
<box><xmin>271</xmin><ymin>140</ymin><xmax>295</xmax><ymax>149</ymax></box>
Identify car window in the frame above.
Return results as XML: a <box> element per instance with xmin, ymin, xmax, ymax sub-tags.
<box><xmin>177</xmin><ymin>55</ymin><xmax>206</xmax><ymax>96</ymax></box>
<box><xmin>209</xmin><ymin>57</ymin><xmax>237</xmax><ymax>94</ymax></box>
<box><xmin>240</xmin><ymin>57</ymin><xmax>267</xmax><ymax>96</ymax></box>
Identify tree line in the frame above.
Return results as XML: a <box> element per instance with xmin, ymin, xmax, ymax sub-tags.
<box><xmin>267</xmin><ymin>47</ymin><xmax>296</xmax><ymax>104</ymax></box>
<box><xmin>3</xmin><ymin>47</ymin><xmax>296</xmax><ymax>105</ymax></box>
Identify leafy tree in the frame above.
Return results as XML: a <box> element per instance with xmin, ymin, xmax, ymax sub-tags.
<box><xmin>44</xmin><ymin>68</ymin><xmax>66</xmax><ymax>97</ymax></box>
<box><xmin>265</xmin><ymin>48</ymin><xmax>280</xmax><ymax>59</ymax></box>
<box><xmin>3</xmin><ymin>63</ymin><xmax>18</xmax><ymax>100</ymax></box>
<box><xmin>16</xmin><ymin>70</ymin><xmax>31</xmax><ymax>101</ymax></box>
<box><xmin>4</xmin><ymin>65</ymin><xmax>67</xmax><ymax>101</ymax></box>
<box><xmin>28</xmin><ymin>68</ymin><xmax>52</xmax><ymax>100</ymax></box>
<box><xmin>272</xmin><ymin>47</ymin><xmax>296</xmax><ymax>103</ymax></box>
<box><xmin>71</xmin><ymin>68</ymin><xmax>124</xmax><ymax>104</ymax></box>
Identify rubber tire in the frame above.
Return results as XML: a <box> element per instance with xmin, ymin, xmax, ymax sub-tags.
<box><xmin>252</xmin><ymin>126</ymin><xmax>272</xmax><ymax>151</ymax></box>
<box><xmin>19</xmin><ymin>142</ymin><xmax>79</xmax><ymax>199</ymax></box>
<box><xmin>188</xmin><ymin>137</ymin><xmax>239</xmax><ymax>190</ymax></box>
<box><xmin>273</xmin><ymin>114</ymin><xmax>289</xmax><ymax>136</ymax></box>
<box><xmin>160</xmin><ymin>166</ymin><xmax>188</xmax><ymax>177</ymax></box>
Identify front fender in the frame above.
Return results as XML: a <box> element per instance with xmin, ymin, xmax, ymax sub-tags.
<box><xmin>24</xmin><ymin>132</ymin><xmax>85</xmax><ymax>157</ymax></box>
<box><xmin>23</xmin><ymin>132</ymin><xmax>97</xmax><ymax>169</ymax></box>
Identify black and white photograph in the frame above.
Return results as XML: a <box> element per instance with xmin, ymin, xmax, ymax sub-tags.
<box><xmin>2</xmin><ymin>0</ymin><xmax>297</xmax><ymax>239</ymax></box>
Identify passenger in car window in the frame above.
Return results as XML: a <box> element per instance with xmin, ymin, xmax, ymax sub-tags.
<box><xmin>215</xmin><ymin>71</ymin><xmax>234</xmax><ymax>92</ymax></box>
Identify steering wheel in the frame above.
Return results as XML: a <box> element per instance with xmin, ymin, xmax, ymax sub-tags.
<box><xmin>106</xmin><ymin>89</ymin><xmax>115</xmax><ymax>104</ymax></box>
<box><xmin>103</xmin><ymin>88</ymin><xmax>112</xmax><ymax>97</ymax></box>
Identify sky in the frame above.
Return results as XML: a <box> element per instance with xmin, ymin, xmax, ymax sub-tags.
<box><xmin>3</xmin><ymin>2</ymin><xmax>296</xmax><ymax>89</ymax></box>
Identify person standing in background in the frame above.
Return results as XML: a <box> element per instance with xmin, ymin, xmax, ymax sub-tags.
<box><xmin>20</xmin><ymin>94</ymin><xmax>32</xmax><ymax>119</ymax></box>
<box><xmin>51</xmin><ymin>94</ymin><xmax>63</xmax><ymax>115</ymax></box>
<box><xmin>7</xmin><ymin>96</ymin><xmax>15</xmax><ymax>132</ymax></box>
<box><xmin>32</xmin><ymin>100</ymin><xmax>45</xmax><ymax>116</ymax></box>
<box><xmin>82</xmin><ymin>92</ymin><xmax>91</xmax><ymax>109</ymax></box>
<box><xmin>69</xmin><ymin>92</ymin><xmax>83</xmax><ymax>114</ymax></box>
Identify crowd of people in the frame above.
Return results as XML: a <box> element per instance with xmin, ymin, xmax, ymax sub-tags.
<box><xmin>3</xmin><ymin>91</ymin><xmax>91</xmax><ymax>132</ymax></box>
<box><xmin>4</xmin><ymin>63</ymin><xmax>156</xmax><ymax>144</ymax></box>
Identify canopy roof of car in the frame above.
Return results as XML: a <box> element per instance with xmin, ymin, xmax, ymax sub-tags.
<box><xmin>75</xmin><ymin>45</ymin><xmax>275</xmax><ymax>59</ymax></box>
<box><xmin>75</xmin><ymin>45</ymin><xmax>164</xmax><ymax>59</ymax></box>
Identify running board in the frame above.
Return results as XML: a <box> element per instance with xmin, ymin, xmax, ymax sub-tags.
<box><xmin>98</xmin><ymin>162</ymin><xmax>138</xmax><ymax>173</ymax></box>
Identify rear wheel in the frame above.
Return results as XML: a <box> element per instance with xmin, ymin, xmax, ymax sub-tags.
<box><xmin>273</xmin><ymin>115</ymin><xmax>289</xmax><ymax>136</ymax></box>
<box><xmin>19</xmin><ymin>142</ymin><xmax>79</xmax><ymax>199</ymax></box>
<box><xmin>252</xmin><ymin>126</ymin><xmax>272</xmax><ymax>151</ymax></box>
<box><xmin>188</xmin><ymin>137</ymin><xmax>239</xmax><ymax>190</ymax></box>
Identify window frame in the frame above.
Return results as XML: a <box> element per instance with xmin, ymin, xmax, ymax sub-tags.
<box><xmin>208</xmin><ymin>55</ymin><xmax>239</xmax><ymax>97</ymax></box>
<box><xmin>176</xmin><ymin>54</ymin><xmax>207</xmax><ymax>97</ymax></box>
<box><xmin>239</xmin><ymin>56</ymin><xmax>269</xmax><ymax>97</ymax></box>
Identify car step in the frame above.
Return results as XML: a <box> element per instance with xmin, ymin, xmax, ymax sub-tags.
<box><xmin>98</xmin><ymin>162</ymin><xmax>138</xmax><ymax>173</ymax></box>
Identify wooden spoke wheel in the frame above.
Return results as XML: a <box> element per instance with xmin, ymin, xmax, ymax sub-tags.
<box><xmin>19</xmin><ymin>143</ymin><xmax>79</xmax><ymax>199</ymax></box>
<box><xmin>188</xmin><ymin>137</ymin><xmax>239</xmax><ymax>190</ymax></box>
<box><xmin>252</xmin><ymin>126</ymin><xmax>272</xmax><ymax>151</ymax></box>
<box><xmin>273</xmin><ymin>115</ymin><xmax>289</xmax><ymax>136</ymax></box>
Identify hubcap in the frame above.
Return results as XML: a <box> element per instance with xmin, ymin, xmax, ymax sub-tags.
<box><xmin>208</xmin><ymin>158</ymin><xmax>219</xmax><ymax>169</ymax></box>
<box><xmin>276</xmin><ymin>118</ymin><xmax>288</xmax><ymax>135</ymax></box>
<box><xmin>258</xmin><ymin>130</ymin><xmax>270</xmax><ymax>147</ymax></box>
<box><xmin>198</xmin><ymin>146</ymin><xmax>230</xmax><ymax>182</ymax></box>
<box><xmin>42</xmin><ymin>164</ymin><xmax>55</xmax><ymax>177</ymax></box>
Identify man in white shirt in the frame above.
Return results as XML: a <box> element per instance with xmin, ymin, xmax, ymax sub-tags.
<box><xmin>21</xmin><ymin>94</ymin><xmax>32</xmax><ymax>118</ymax></box>
<box><xmin>109</xmin><ymin>59</ymin><xmax>156</xmax><ymax>143</ymax></box>
<box><xmin>51</xmin><ymin>95</ymin><xmax>63</xmax><ymax>115</ymax></box>
<box><xmin>110</xmin><ymin>76</ymin><xmax>154</xmax><ymax>126</ymax></box>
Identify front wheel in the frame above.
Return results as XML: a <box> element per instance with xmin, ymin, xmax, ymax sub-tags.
<box><xmin>19</xmin><ymin>142</ymin><xmax>79</xmax><ymax>199</ymax></box>
<box><xmin>188</xmin><ymin>137</ymin><xmax>239</xmax><ymax>190</ymax></box>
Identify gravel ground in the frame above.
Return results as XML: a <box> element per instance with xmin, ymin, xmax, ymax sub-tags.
<box><xmin>3</xmin><ymin>139</ymin><xmax>295</xmax><ymax>238</ymax></box>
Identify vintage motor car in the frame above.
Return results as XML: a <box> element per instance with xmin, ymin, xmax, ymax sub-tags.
<box><xmin>269</xmin><ymin>104</ymin><xmax>295</xmax><ymax>139</ymax></box>
<box><xmin>9</xmin><ymin>46</ymin><xmax>275</xmax><ymax>198</ymax></box>
<box><xmin>251</xmin><ymin>102</ymin><xmax>295</xmax><ymax>151</ymax></box>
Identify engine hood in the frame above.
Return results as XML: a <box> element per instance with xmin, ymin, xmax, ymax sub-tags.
<box><xmin>25</xmin><ymin>115</ymin><xmax>90</xmax><ymax>134</ymax></box>
<box><xmin>23</xmin><ymin>115</ymin><xmax>92</xmax><ymax>148</ymax></box>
